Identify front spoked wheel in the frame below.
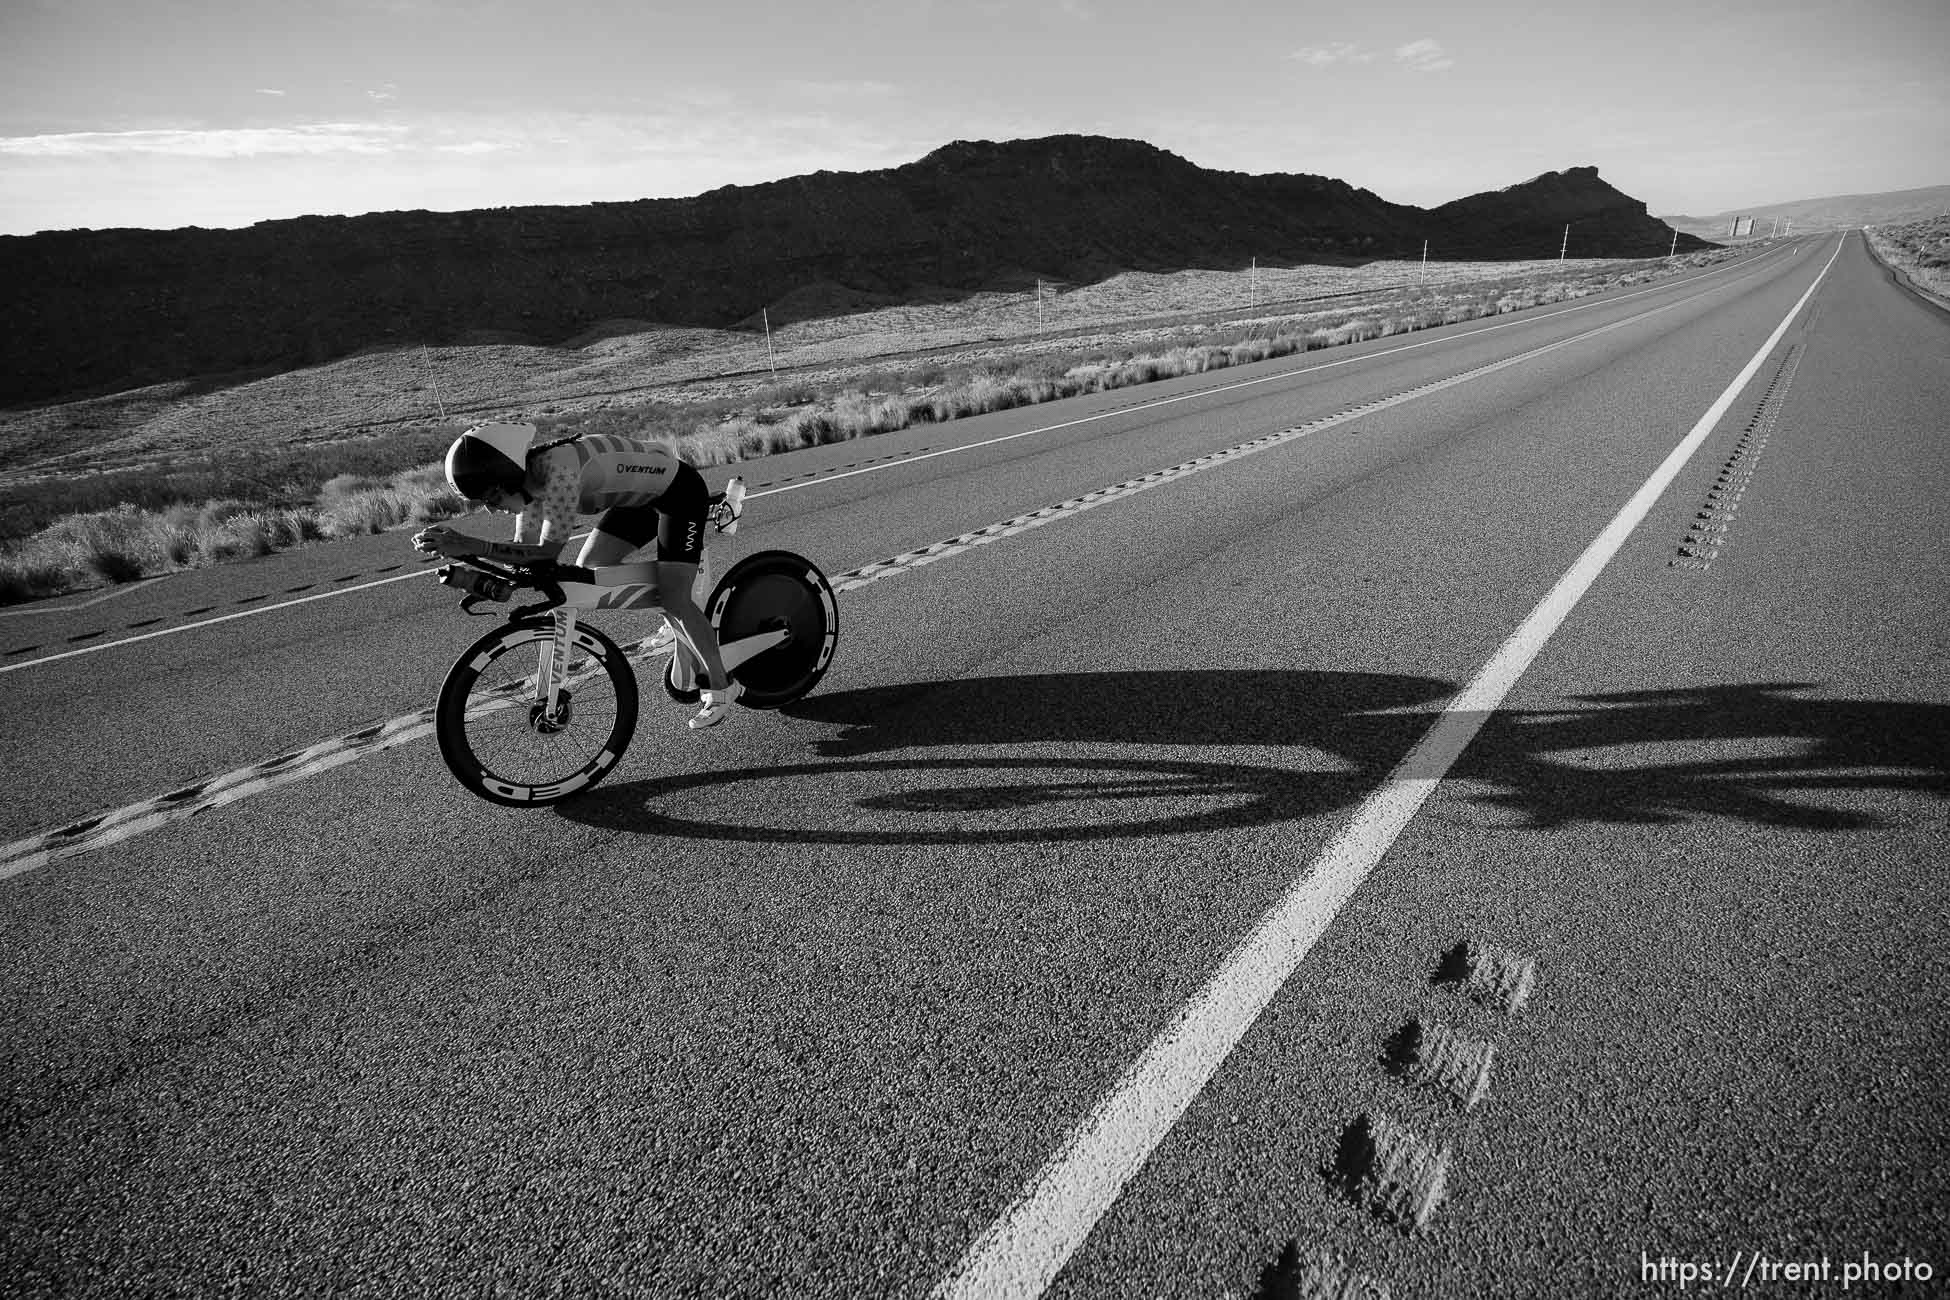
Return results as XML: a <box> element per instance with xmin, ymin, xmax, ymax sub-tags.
<box><xmin>436</xmin><ymin>620</ymin><xmax>639</xmax><ymax>806</ymax></box>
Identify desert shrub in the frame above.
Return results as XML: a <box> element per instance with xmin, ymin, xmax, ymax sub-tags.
<box><xmin>196</xmin><ymin>499</ymin><xmax>253</xmax><ymax>530</ymax></box>
<box><xmin>0</xmin><ymin>554</ymin><xmax>72</xmax><ymax>605</ymax></box>
<box><xmin>89</xmin><ymin>548</ymin><xmax>146</xmax><ymax>584</ymax></box>
<box><xmin>320</xmin><ymin>490</ymin><xmax>406</xmax><ymax>537</ymax></box>
<box><xmin>964</xmin><ymin>373</ymin><xmax>1022</xmax><ymax>415</ymax></box>
<box><xmin>768</xmin><ymin>380</ymin><xmax>818</xmax><ymax>406</ymax></box>
<box><xmin>319</xmin><ymin>472</ymin><xmax>379</xmax><ymax>500</ymax></box>
<box><xmin>196</xmin><ymin>512</ymin><xmax>277</xmax><ymax>563</ymax></box>
<box><xmin>0</xmin><ymin>425</ymin><xmax>466</xmax><ymax>545</ymax></box>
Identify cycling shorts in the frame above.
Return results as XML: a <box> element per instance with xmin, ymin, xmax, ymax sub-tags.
<box><xmin>589</xmin><ymin>460</ymin><xmax>710</xmax><ymax>565</ymax></box>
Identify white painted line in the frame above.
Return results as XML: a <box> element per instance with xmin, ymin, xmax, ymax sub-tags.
<box><xmin>929</xmin><ymin>234</ymin><xmax>1846</xmax><ymax>1299</ymax></box>
<box><xmin>0</xmin><ymin>568</ymin><xmax>436</xmax><ymax>676</ymax></box>
<box><xmin>0</xmin><ymin>577</ymin><xmax>163</xmax><ymax>618</ymax></box>
<box><xmin>753</xmin><ymin>250</ymin><xmax>1788</xmax><ymax>502</ymax></box>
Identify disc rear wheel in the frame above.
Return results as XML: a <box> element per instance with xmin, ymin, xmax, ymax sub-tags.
<box><xmin>709</xmin><ymin>550</ymin><xmax>839</xmax><ymax>709</ymax></box>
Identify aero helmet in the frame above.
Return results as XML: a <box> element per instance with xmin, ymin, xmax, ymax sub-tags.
<box><xmin>445</xmin><ymin>422</ymin><xmax>536</xmax><ymax>502</ymax></box>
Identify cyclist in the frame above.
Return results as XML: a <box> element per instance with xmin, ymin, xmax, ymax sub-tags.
<box><xmin>412</xmin><ymin>421</ymin><xmax>741</xmax><ymax>730</ymax></box>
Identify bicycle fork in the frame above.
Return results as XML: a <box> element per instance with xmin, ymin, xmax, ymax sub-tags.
<box><xmin>533</xmin><ymin>606</ymin><xmax>578</xmax><ymax>728</ymax></box>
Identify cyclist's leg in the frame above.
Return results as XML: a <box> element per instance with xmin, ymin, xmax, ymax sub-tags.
<box><xmin>653</xmin><ymin>465</ymin><xmax>730</xmax><ymax>695</ymax></box>
<box><xmin>574</xmin><ymin>507</ymin><xmax>675</xmax><ymax>655</ymax></box>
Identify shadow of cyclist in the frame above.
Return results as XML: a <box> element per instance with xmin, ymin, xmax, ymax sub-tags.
<box><xmin>1456</xmin><ymin>682</ymin><xmax>1950</xmax><ymax>830</ymax></box>
<box><xmin>786</xmin><ymin>669</ymin><xmax>1448</xmax><ymax>762</ymax></box>
<box><xmin>564</xmin><ymin>671</ymin><xmax>1947</xmax><ymax>844</ymax></box>
<box><xmin>563</xmin><ymin>670</ymin><xmax>1451</xmax><ymax>844</ymax></box>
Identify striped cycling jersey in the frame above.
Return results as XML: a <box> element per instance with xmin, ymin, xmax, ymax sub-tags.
<box><xmin>511</xmin><ymin>435</ymin><xmax>682</xmax><ymax>546</ymax></box>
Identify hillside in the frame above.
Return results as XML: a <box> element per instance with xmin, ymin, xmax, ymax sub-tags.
<box><xmin>1662</xmin><ymin>183</ymin><xmax>1950</xmax><ymax>240</ymax></box>
<box><xmin>0</xmin><ymin>135</ymin><xmax>1710</xmax><ymax>407</ymax></box>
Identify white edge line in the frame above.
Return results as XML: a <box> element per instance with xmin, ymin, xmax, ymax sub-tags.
<box><xmin>929</xmin><ymin>233</ymin><xmax>1844</xmax><ymax>1299</ymax></box>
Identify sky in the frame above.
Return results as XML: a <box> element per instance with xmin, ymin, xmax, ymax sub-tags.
<box><xmin>1</xmin><ymin>0</ymin><xmax>1944</xmax><ymax>236</ymax></box>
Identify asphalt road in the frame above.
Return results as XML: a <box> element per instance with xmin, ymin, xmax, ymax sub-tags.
<box><xmin>3</xmin><ymin>231</ymin><xmax>1944</xmax><ymax>1298</ymax></box>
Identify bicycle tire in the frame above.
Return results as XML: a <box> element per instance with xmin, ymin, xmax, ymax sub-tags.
<box><xmin>708</xmin><ymin>549</ymin><xmax>839</xmax><ymax>709</ymax></box>
<box><xmin>435</xmin><ymin>619</ymin><xmax>639</xmax><ymax>806</ymax></box>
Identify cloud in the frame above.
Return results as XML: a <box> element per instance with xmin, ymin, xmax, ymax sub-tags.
<box><xmin>1289</xmin><ymin>42</ymin><xmax>1374</xmax><ymax>67</ymax></box>
<box><xmin>367</xmin><ymin>85</ymin><xmax>398</xmax><ymax>102</ymax></box>
<box><xmin>0</xmin><ymin>124</ymin><xmax>410</xmax><ymax>158</ymax></box>
<box><xmin>1394</xmin><ymin>39</ymin><xmax>1454</xmax><ymax>72</ymax></box>
<box><xmin>777</xmin><ymin>80</ymin><xmax>902</xmax><ymax>102</ymax></box>
<box><xmin>254</xmin><ymin>88</ymin><xmax>286</xmax><ymax>97</ymax></box>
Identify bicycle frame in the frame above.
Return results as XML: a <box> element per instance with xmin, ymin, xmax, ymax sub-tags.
<box><xmin>440</xmin><ymin>559</ymin><xmax>793</xmax><ymax>718</ymax></box>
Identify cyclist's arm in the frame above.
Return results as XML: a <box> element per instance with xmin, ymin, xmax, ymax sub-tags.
<box><xmin>472</xmin><ymin>536</ymin><xmax>562</xmax><ymax>564</ymax></box>
<box><xmin>501</xmin><ymin>446</ymin><xmax>583</xmax><ymax>562</ymax></box>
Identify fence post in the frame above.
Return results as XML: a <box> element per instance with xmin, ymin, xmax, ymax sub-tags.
<box><xmin>423</xmin><ymin>345</ymin><xmax>447</xmax><ymax>420</ymax></box>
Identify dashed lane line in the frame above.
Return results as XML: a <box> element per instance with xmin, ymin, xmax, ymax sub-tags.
<box><xmin>0</xmin><ymin>249</ymin><xmax>1794</xmax><ymax>674</ymax></box>
<box><xmin>0</xmin><ymin>569</ymin><xmax>436</xmax><ymax>677</ymax></box>
<box><xmin>927</xmin><ymin>235</ymin><xmax>1843</xmax><ymax>1300</ymax></box>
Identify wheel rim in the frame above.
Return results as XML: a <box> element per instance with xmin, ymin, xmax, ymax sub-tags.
<box><xmin>439</xmin><ymin>624</ymin><xmax>636</xmax><ymax>804</ymax></box>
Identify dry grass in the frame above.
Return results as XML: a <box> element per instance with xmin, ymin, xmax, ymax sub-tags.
<box><xmin>0</xmin><ymin>247</ymin><xmax>1747</xmax><ymax>605</ymax></box>
<box><xmin>0</xmin><ymin>466</ymin><xmax>468</xmax><ymax>604</ymax></box>
<box><xmin>1866</xmin><ymin>217</ymin><xmax>1950</xmax><ymax>299</ymax></box>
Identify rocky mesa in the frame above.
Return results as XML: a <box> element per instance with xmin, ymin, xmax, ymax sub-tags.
<box><xmin>0</xmin><ymin>135</ymin><xmax>1710</xmax><ymax>406</ymax></box>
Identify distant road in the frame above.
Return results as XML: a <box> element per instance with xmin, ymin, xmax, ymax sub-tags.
<box><xmin>4</xmin><ymin>232</ymin><xmax>1944</xmax><ymax>1298</ymax></box>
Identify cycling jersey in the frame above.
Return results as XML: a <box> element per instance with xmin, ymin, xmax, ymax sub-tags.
<box><xmin>513</xmin><ymin>434</ymin><xmax>710</xmax><ymax>564</ymax></box>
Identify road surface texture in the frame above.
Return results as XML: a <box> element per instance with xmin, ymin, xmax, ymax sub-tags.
<box><xmin>3</xmin><ymin>232</ymin><xmax>1944</xmax><ymax>1297</ymax></box>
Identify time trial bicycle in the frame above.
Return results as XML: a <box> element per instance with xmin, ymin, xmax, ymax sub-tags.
<box><xmin>428</xmin><ymin>479</ymin><xmax>837</xmax><ymax>806</ymax></box>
